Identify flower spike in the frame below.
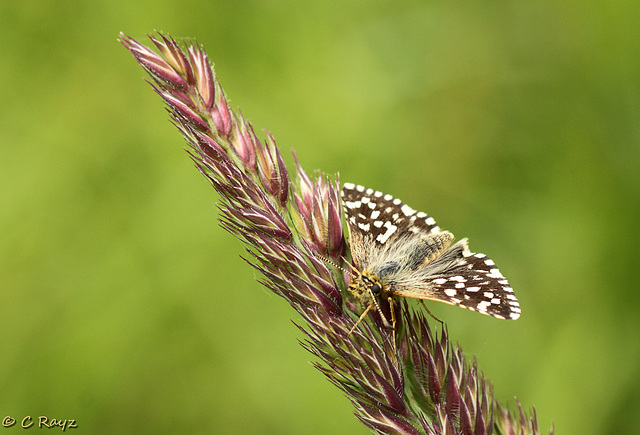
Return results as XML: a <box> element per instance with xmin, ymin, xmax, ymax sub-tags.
<box><xmin>120</xmin><ymin>32</ymin><xmax>551</xmax><ymax>435</ymax></box>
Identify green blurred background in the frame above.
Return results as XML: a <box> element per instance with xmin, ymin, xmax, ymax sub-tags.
<box><xmin>1</xmin><ymin>1</ymin><xmax>639</xmax><ymax>433</ymax></box>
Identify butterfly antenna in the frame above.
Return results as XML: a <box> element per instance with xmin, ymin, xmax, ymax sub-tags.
<box><xmin>339</xmin><ymin>256</ymin><xmax>359</xmax><ymax>278</ymax></box>
<box><xmin>313</xmin><ymin>253</ymin><xmax>355</xmax><ymax>277</ymax></box>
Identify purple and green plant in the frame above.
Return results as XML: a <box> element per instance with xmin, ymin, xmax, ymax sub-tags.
<box><xmin>120</xmin><ymin>32</ymin><xmax>552</xmax><ymax>435</ymax></box>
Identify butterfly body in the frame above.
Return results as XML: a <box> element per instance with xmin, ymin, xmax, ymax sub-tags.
<box><xmin>342</xmin><ymin>183</ymin><xmax>521</xmax><ymax>329</ymax></box>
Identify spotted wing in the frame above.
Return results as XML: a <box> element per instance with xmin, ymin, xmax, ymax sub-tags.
<box><xmin>390</xmin><ymin>239</ymin><xmax>521</xmax><ymax>320</ymax></box>
<box><xmin>341</xmin><ymin>183</ymin><xmax>441</xmax><ymax>247</ymax></box>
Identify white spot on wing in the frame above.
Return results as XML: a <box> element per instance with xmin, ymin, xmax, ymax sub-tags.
<box><xmin>477</xmin><ymin>301</ymin><xmax>491</xmax><ymax>312</ymax></box>
<box><xmin>376</xmin><ymin>221</ymin><xmax>397</xmax><ymax>244</ymax></box>
<box><xmin>487</xmin><ymin>268</ymin><xmax>503</xmax><ymax>278</ymax></box>
<box><xmin>401</xmin><ymin>204</ymin><xmax>415</xmax><ymax>216</ymax></box>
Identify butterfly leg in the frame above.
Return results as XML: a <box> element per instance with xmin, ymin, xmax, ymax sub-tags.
<box><xmin>348</xmin><ymin>301</ymin><xmax>375</xmax><ymax>335</ymax></box>
<box><xmin>419</xmin><ymin>300</ymin><xmax>444</xmax><ymax>325</ymax></box>
<box><xmin>388</xmin><ymin>296</ymin><xmax>397</xmax><ymax>351</ymax></box>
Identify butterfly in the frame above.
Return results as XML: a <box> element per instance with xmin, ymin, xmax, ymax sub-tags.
<box><xmin>342</xmin><ymin>183</ymin><xmax>520</xmax><ymax>337</ymax></box>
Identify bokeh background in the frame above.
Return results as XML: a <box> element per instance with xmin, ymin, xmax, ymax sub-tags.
<box><xmin>2</xmin><ymin>1</ymin><xmax>639</xmax><ymax>433</ymax></box>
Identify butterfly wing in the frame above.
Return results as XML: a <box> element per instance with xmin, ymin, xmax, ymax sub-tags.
<box><xmin>342</xmin><ymin>183</ymin><xmax>441</xmax><ymax>269</ymax></box>
<box><xmin>389</xmin><ymin>239</ymin><xmax>521</xmax><ymax>319</ymax></box>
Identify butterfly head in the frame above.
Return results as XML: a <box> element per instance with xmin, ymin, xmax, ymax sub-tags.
<box><xmin>348</xmin><ymin>269</ymin><xmax>385</xmax><ymax>303</ymax></box>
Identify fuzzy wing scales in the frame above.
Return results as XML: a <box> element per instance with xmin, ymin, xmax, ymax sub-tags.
<box><xmin>390</xmin><ymin>240</ymin><xmax>521</xmax><ymax>320</ymax></box>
